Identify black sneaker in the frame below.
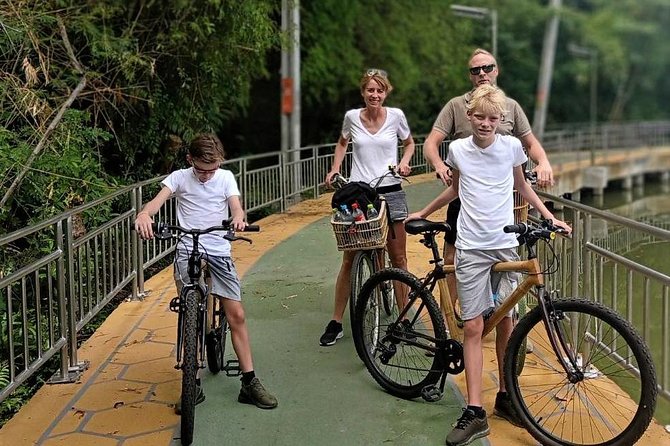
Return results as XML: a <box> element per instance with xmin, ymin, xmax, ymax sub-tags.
<box><xmin>445</xmin><ymin>408</ymin><xmax>490</xmax><ymax>446</ymax></box>
<box><xmin>319</xmin><ymin>320</ymin><xmax>343</xmax><ymax>346</ymax></box>
<box><xmin>174</xmin><ymin>385</ymin><xmax>205</xmax><ymax>415</ymax></box>
<box><xmin>494</xmin><ymin>392</ymin><xmax>524</xmax><ymax>427</ymax></box>
<box><xmin>238</xmin><ymin>377</ymin><xmax>278</xmax><ymax>409</ymax></box>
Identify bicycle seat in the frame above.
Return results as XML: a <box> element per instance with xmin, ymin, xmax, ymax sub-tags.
<box><xmin>405</xmin><ymin>219</ymin><xmax>450</xmax><ymax>235</ymax></box>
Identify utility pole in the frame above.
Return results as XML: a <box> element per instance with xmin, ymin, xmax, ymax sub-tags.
<box><xmin>532</xmin><ymin>0</ymin><xmax>562</xmax><ymax>140</ymax></box>
<box><xmin>280</xmin><ymin>0</ymin><xmax>301</xmax><ymax>202</ymax></box>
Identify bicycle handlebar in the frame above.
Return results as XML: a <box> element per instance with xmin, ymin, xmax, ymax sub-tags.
<box><xmin>503</xmin><ymin>220</ymin><xmax>567</xmax><ymax>242</ymax></box>
<box><xmin>151</xmin><ymin>219</ymin><xmax>260</xmax><ymax>242</ymax></box>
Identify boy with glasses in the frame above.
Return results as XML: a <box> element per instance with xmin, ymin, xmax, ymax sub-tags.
<box><xmin>135</xmin><ymin>133</ymin><xmax>278</xmax><ymax>412</ymax></box>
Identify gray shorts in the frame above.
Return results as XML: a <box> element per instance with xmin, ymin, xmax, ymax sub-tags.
<box><xmin>455</xmin><ymin>248</ymin><xmax>520</xmax><ymax>321</ymax></box>
<box><xmin>173</xmin><ymin>251</ymin><xmax>241</xmax><ymax>301</ymax></box>
<box><xmin>382</xmin><ymin>190</ymin><xmax>408</xmax><ymax>222</ymax></box>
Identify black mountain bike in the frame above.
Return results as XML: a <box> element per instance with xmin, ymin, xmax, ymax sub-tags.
<box><xmin>353</xmin><ymin>219</ymin><xmax>657</xmax><ymax>446</ymax></box>
<box><xmin>152</xmin><ymin>220</ymin><xmax>259</xmax><ymax>446</ymax></box>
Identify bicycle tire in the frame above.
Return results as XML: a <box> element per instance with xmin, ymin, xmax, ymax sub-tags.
<box><xmin>353</xmin><ymin>268</ymin><xmax>447</xmax><ymax>399</ymax></box>
<box><xmin>513</xmin><ymin>296</ymin><xmax>528</xmax><ymax>376</ymax></box>
<box><xmin>206</xmin><ymin>296</ymin><xmax>228</xmax><ymax>374</ymax></box>
<box><xmin>504</xmin><ymin>297</ymin><xmax>657</xmax><ymax>446</ymax></box>
<box><xmin>349</xmin><ymin>250</ymin><xmax>374</xmax><ymax>336</ymax></box>
<box><xmin>180</xmin><ymin>290</ymin><xmax>199</xmax><ymax>446</ymax></box>
<box><xmin>381</xmin><ymin>250</ymin><xmax>393</xmax><ymax>316</ymax></box>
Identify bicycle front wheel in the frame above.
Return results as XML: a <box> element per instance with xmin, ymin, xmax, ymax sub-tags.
<box><xmin>504</xmin><ymin>298</ymin><xmax>657</xmax><ymax>446</ymax></box>
<box><xmin>353</xmin><ymin>268</ymin><xmax>447</xmax><ymax>399</ymax></box>
<box><xmin>349</xmin><ymin>250</ymin><xmax>374</xmax><ymax>335</ymax></box>
<box><xmin>180</xmin><ymin>290</ymin><xmax>199</xmax><ymax>445</ymax></box>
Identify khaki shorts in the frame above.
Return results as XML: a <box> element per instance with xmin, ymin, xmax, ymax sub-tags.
<box><xmin>455</xmin><ymin>248</ymin><xmax>520</xmax><ymax>321</ymax></box>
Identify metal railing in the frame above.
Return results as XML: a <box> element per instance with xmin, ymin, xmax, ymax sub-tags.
<box><xmin>1</xmin><ymin>120</ymin><xmax>670</xmax><ymax>407</ymax></box>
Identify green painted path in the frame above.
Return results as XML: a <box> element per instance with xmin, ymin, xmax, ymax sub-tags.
<box><xmin>193</xmin><ymin>182</ymin><xmax>488</xmax><ymax>446</ymax></box>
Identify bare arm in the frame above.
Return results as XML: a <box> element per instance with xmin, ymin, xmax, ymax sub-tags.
<box><xmin>513</xmin><ymin>167</ymin><xmax>571</xmax><ymax>233</ymax></box>
<box><xmin>134</xmin><ymin>186</ymin><xmax>173</xmax><ymax>239</ymax></box>
<box><xmin>325</xmin><ymin>135</ymin><xmax>349</xmax><ymax>186</ymax></box>
<box><xmin>520</xmin><ymin>132</ymin><xmax>553</xmax><ymax>188</ymax></box>
<box><xmin>423</xmin><ymin>129</ymin><xmax>451</xmax><ymax>185</ymax></box>
<box><xmin>227</xmin><ymin>195</ymin><xmax>247</xmax><ymax>231</ymax></box>
<box><xmin>406</xmin><ymin>170</ymin><xmax>459</xmax><ymax>221</ymax></box>
<box><xmin>397</xmin><ymin>134</ymin><xmax>415</xmax><ymax>176</ymax></box>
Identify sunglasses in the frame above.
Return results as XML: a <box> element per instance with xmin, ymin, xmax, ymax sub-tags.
<box><xmin>469</xmin><ymin>64</ymin><xmax>496</xmax><ymax>75</ymax></box>
<box><xmin>191</xmin><ymin>161</ymin><xmax>219</xmax><ymax>175</ymax></box>
<box><xmin>365</xmin><ymin>68</ymin><xmax>388</xmax><ymax>78</ymax></box>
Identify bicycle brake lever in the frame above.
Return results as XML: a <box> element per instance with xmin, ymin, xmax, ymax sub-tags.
<box><xmin>223</xmin><ymin>233</ymin><xmax>253</xmax><ymax>244</ymax></box>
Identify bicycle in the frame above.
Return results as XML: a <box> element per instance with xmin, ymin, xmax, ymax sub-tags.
<box><xmin>353</xmin><ymin>218</ymin><xmax>657</xmax><ymax>446</ymax></box>
<box><xmin>151</xmin><ymin>219</ymin><xmax>259</xmax><ymax>446</ymax></box>
<box><xmin>329</xmin><ymin>166</ymin><xmax>408</xmax><ymax>339</ymax></box>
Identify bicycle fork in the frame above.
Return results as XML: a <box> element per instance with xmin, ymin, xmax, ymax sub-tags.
<box><xmin>537</xmin><ymin>289</ymin><xmax>585</xmax><ymax>382</ymax></box>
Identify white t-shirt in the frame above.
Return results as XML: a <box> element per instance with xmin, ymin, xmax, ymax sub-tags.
<box><xmin>342</xmin><ymin>107</ymin><xmax>411</xmax><ymax>188</ymax></box>
<box><xmin>446</xmin><ymin>134</ymin><xmax>527</xmax><ymax>250</ymax></box>
<box><xmin>162</xmin><ymin>168</ymin><xmax>241</xmax><ymax>257</ymax></box>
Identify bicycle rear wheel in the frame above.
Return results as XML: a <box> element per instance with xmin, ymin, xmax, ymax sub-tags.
<box><xmin>205</xmin><ymin>295</ymin><xmax>228</xmax><ymax>374</ymax></box>
<box><xmin>349</xmin><ymin>250</ymin><xmax>374</xmax><ymax>334</ymax></box>
<box><xmin>504</xmin><ymin>298</ymin><xmax>657</xmax><ymax>446</ymax></box>
<box><xmin>353</xmin><ymin>268</ymin><xmax>447</xmax><ymax>399</ymax></box>
<box><xmin>180</xmin><ymin>290</ymin><xmax>199</xmax><ymax>445</ymax></box>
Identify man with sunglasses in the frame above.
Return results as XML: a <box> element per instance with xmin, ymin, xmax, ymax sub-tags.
<box><xmin>422</xmin><ymin>48</ymin><xmax>553</xmax><ymax>429</ymax></box>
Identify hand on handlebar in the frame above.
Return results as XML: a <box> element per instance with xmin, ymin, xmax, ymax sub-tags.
<box><xmin>396</xmin><ymin>162</ymin><xmax>411</xmax><ymax>177</ymax></box>
<box><xmin>325</xmin><ymin>171</ymin><xmax>338</xmax><ymax>188</ymax></box>
<box><xmin>135</xmin><ymin>213</ymin><xmax>155</xmax><ymax>240</ymax></box>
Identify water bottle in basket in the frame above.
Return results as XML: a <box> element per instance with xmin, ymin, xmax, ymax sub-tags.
<box><xmin>332</xmin><ymin>208</ymin><xmax>344</xmax><ymax>222</ymax></box>
<box><xmin>340</xmin><ymin>205</ymin><xmax>354</xmax><ymax>222</ymax></box>
<box><xmin>366</xmin><ymin>203</ymin><xmax>379</xmax><ymax>220</ymax></box>
<box><xmin>351</xmin><ymin>202</ymin><xmax>366</xmax><ymax>222</ymax></box>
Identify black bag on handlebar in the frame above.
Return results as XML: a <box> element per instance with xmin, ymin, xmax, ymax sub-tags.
<box><xmin>331</xmin><ymin>182</ymin><xmax>381</xmax><ymax>212</ymax></box>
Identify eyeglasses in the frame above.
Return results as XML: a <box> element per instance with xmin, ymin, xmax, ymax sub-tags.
<box><xmin>469</xmin><ymin>64</ymin><xmax>496</xmax><ymax>75</ymax></box>
<box><xmin>365</xmin><ymin>68</ymin><xmax>388</xmax><ymax>78</ymax></box>
<box><xmin>191</xmin><ymin>161</ymin><xmax>219</xmax><ymax>175</ymax></box>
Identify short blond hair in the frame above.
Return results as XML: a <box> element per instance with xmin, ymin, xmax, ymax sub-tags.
<box><xmin>467</xmin><ymin>84</ymin><xmax>506</xmax><ymax>116</ymax></box>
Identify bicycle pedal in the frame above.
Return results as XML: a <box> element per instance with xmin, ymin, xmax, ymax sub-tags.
<box><xmin>420</xmin><ymin>384</ymin><xmax>443</xmax><ymax>402</ymax></box>
<box><xmin>169</xmin><ymin>297</ymin><xmax>180</xmax><ymax>312</ymax></box>
<box><xmin>224</xmin><ymin>359</ymin><xmax>242</xmax><ymax>377</ymax></box>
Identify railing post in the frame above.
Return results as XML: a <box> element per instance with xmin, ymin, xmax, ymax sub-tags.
<box><xmin>280</xmin><ymin>151</ymin><xmax>287</xmax><ymax>212</ymax></box>
<box><xmin>313</xmin><ymin>146</ymin><xmax>319</xmax><ymax>199</ymax></box>
<box><xmin>48</xmin><ymin>217</ymin><xmax>89</xmax><ymax>383</ymax></box>
<box><xmin>571</xmin><ymin>210</ymin><xmax>581</xmax><ymax>299</ymax></box>
<box><xmin>133</xmin><ymin>185</ymin><xmax>145</xmax><ymax>299</ymax></box>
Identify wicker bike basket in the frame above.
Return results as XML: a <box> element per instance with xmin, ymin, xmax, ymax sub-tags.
<box><xmin>331</xmin><ymin>199</ymin><xmax>388</xmax><ymax>251</ymax></box>
<box><xmin>513</xmin><ymin>189</ymin><xmax>529</xmax><ymax>224</ymax></box>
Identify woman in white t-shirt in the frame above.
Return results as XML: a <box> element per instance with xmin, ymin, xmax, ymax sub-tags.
<box><xmin>320</xmin><ymin>69</ymin><xmax>415</xmax><ymax>346</ymax></box>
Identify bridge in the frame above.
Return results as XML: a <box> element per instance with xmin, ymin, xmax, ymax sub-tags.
<box><xmin>1</xmin><ymin>122</ymin><xmax>669</xmax><ymax>445</ymax></box>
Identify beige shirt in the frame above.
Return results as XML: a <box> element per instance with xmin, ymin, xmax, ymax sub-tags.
<box><xmin>432</xmin><ymin>90</ymin><xmax>532</xmax><ymax>139</ymax></box>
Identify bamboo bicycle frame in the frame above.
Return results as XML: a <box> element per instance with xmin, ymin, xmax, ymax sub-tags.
<box><xmin>435</xmin><ymin>258</ymin><xmax>544</xmax><ymax>342</ymax></box>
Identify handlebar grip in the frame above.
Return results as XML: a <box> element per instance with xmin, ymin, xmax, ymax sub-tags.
<box><xmin>243</xmin><ymin>225</ymin><xmax>260</xmax><ymax>232</ymax></box>
<box><xmin>503</xmin><ymin>223</ymin><xmax>528</xmax><ymax>234</ymax></box>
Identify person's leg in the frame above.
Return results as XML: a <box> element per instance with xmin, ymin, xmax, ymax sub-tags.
<box><xmin>495</xmin><ymin>316</ymin><xmax>513</xmax><ymax>392</ymax></box>
<box><xmin>386</xmin><ymin>221</ymin><xmax>408</xmax><ymax>310</ymax></box>
<box><xmin>222</xmin><ymin>298</ymin><xmax>253</xmax><ymax>372</ymax></box>
<box><xmin>446</xmin><ymin>248</ymin><xmax>491</xmax><ymax>445</ymax></box>
<box><xmin>320</xmin><ymin>251</ymin><xmax>354</xmax><ymax>346</ymax></box>
<box><xmin>463</xmin><ymin>315</ymin><xmax>485</xmax><ymax>406</ymax></box>
<box><xmin>331</xmin><ymin>251</ymin><xmax>355</xmax><ymax>322</ymax></box>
